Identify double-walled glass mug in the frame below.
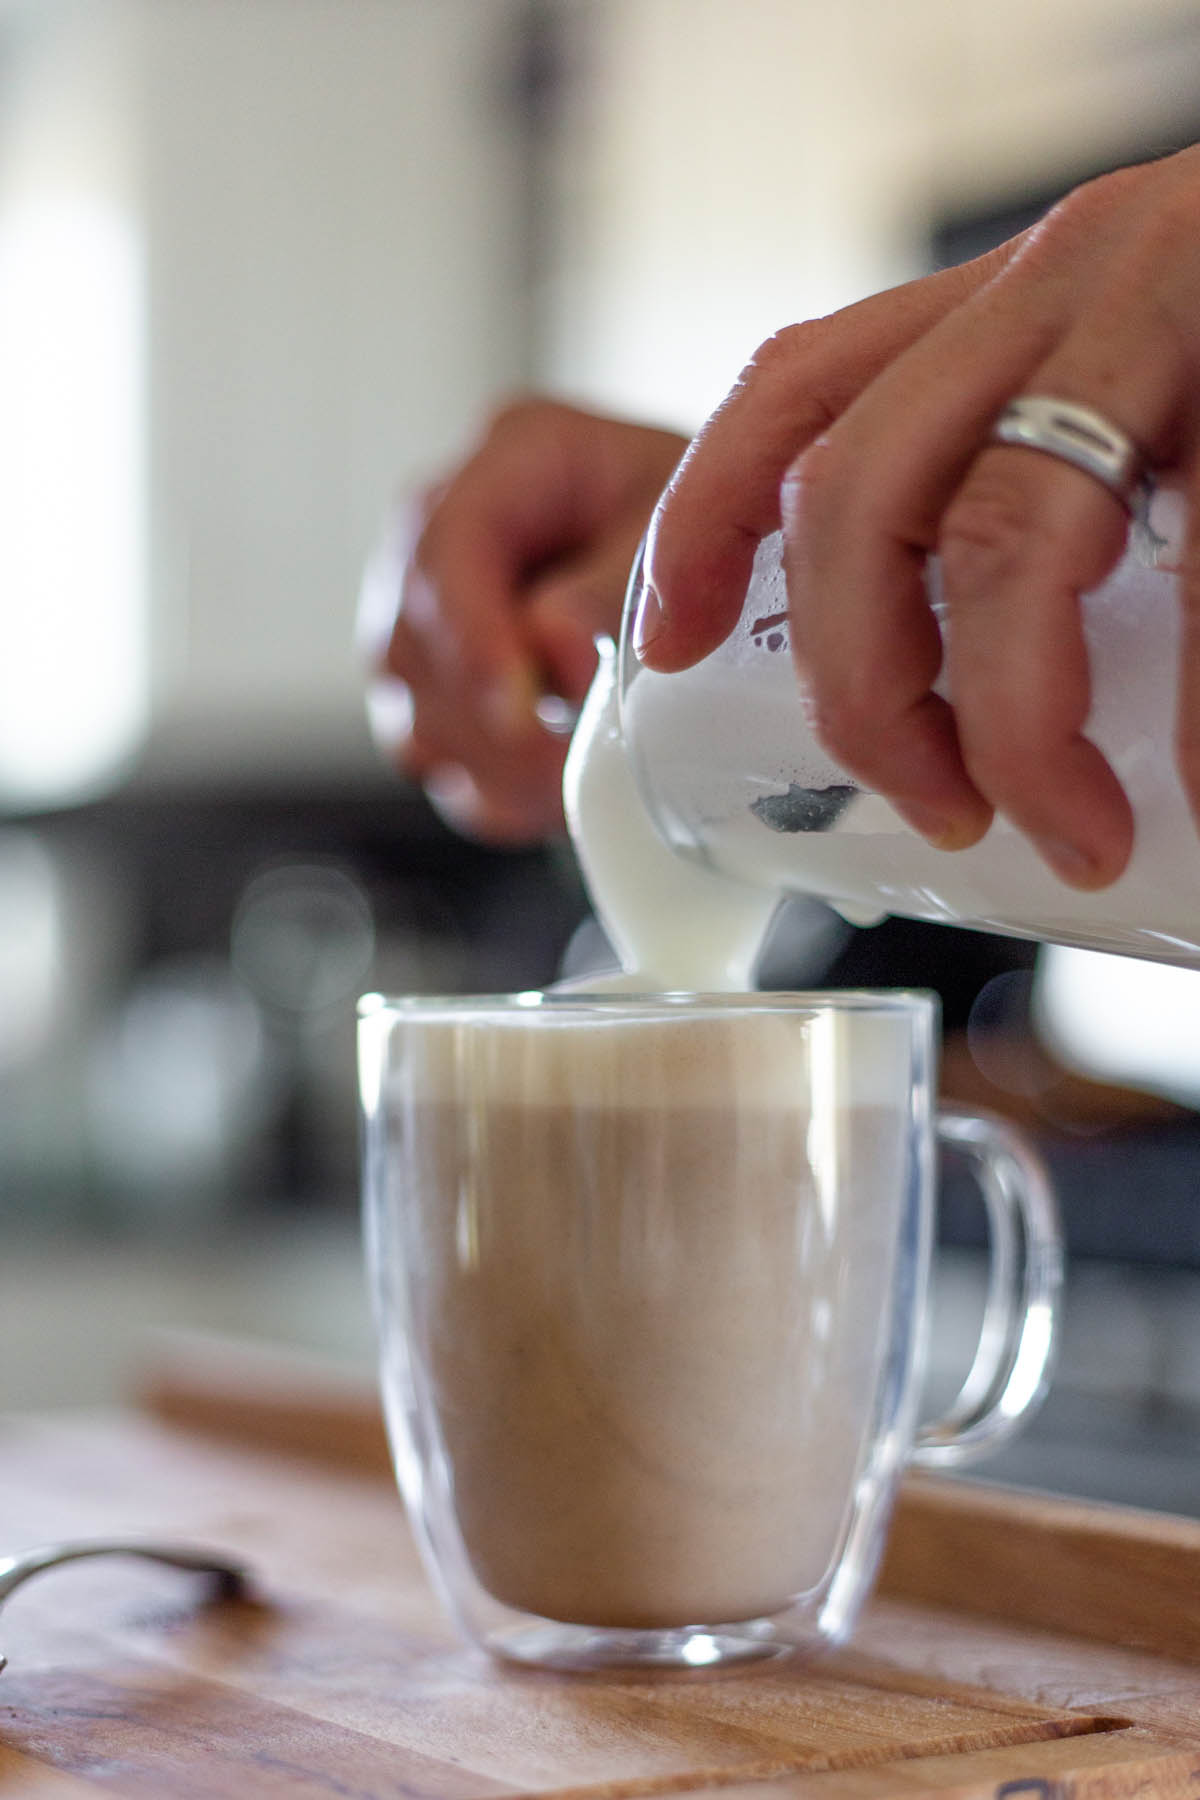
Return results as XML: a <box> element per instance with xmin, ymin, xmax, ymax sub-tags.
<box><xmin>358</xmin><ymin>990</ymin><xmax>1061</xmax><ymax>1672</ymax></box>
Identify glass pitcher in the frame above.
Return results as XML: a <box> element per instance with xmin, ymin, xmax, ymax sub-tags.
<box><xmin>613</xmin><ymin>502</ymin><xmax>1200</xmax><ymax>965</ymax></box>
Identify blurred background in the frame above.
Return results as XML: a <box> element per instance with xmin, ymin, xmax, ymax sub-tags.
<box><xmin>4</xmin><ymin>0</ymin><xmax>1200</xmax><ymax>1513</ymax></box>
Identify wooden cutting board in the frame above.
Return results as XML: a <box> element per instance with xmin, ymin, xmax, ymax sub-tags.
<box><xmin>2</xmin><ymin>1402</ymin><xmax>1200</xmax><ymax>1799</ymax></box>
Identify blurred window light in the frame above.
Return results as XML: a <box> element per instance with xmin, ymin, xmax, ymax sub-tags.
<box><xmin>1034</xmin><ymin>945</ymin><xmax>1200</xmax><ymax>1111</ymax></box>
<box><xmin>0</xmin><ymin>195</ymin><xmax>148</xmax><ymax>806</ymax></box>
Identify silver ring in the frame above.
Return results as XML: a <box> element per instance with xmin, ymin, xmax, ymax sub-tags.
<box><xmin>989</xmin><ymin>395</ymin><xmax>1150</xmax><ymax>513</ymax></box>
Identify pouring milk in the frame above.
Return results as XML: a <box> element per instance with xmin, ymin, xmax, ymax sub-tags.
<box><xmin>565</xmin><ymin>497</ymin><xmax>1200</xmax><ymax>987</ymax></box>
<box><xmin>562</xmin><ymin>639</ymin><xmax>778</xmax><ymax>990</ymax></box>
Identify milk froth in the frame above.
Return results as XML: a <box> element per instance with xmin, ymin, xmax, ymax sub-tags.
<box><xmin>402</xmin><ymin>1002</ymin><xmax>913</xmax><ymax>1111</ymax></box>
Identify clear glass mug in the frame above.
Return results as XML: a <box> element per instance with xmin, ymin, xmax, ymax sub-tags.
<box><xmin>358</xmin><ymin>989</ymin><xmax>1061</xmax><ymax>1672</ymax></box>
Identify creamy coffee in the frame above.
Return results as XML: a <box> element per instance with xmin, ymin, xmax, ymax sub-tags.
<box><xmin>396</xmin><ymin>1010</ymin><xmax>913</xmax><ymax>1629</ymax></box>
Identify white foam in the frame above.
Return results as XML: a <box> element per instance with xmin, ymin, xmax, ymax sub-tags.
<box><xmin>401</xmin><ymin>1005</ymin><xmax>917</xmax><ymax>1113</ymax></box>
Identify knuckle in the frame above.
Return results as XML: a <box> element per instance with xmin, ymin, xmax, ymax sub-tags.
<box><xmin>781</xmin><ymin>434</ymin><xmax>843</xmax><ymax>525</ymax></box>
<box><xmin>742</xmin><ymin>320</ymin><xmax>821</xmax><ymax>381</ymax></box>
<box><xmin>479</xmin><ymin>391</ymin><xmax>606</xmax><ymax>457</ymax></box>
<box><xmin>938</xmin><ymin>480</ymin><xmax>1044</xmax><ymax>592</ymax></box>
<box><xmin>1024</xmin><ymin>163</ymin><xmax>1145</xmax><ymax>263</ymax></box>
<box><xmin>480</xmin><ymin>391</ymin><xmax>547</xmax><ymax>439</ymax></box>
<box><xmin>807</xmin><ymin>679</ymin><xmax>886</xmax><ymax>773</ymax></box>
<box><xmin>957</xmin><ymin>708</ymin><xmax>1058</xmax><ymax>810</ymax></box>
<box><xmin>643</xmin><ymin>496</ymin><xmax>721</xmax><ymax>602</ymax></box>
<box><xmin>1114</xmin><ymin>192</ymin><xmax>1190</xmax><ymax>270</ymax></box>
<box><xmin>734</xmin><ymin>321</ymin><xmax>840</xmax><ymax>437</ymax></box>
<box><xmin>957</xmin><ymin>733</ymin><xmax>1029</xmax><ymax>807</ymax></box>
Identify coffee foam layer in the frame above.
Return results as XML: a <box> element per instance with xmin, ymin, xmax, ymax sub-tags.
<box><xmin>401</xmin><ymin>1008</ymin><xmax>918</xmax><ymax>1112</ymax></box>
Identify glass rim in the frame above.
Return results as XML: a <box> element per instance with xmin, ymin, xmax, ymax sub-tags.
<box><xmin>357</xmin><ymin>988</ymin><xmax>939</xmax><ymax>1022</ymax></box>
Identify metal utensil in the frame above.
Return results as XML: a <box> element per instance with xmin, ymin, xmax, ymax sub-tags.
<box><xmin>0</xmin><ymin>1538</ymin><xmax>249</xmax><ymax>1672</ymax></box>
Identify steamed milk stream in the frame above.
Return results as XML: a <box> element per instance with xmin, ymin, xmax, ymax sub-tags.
<box><xmin>561</xmin><ymin>639</ymin><xmax>779</xmax><ymax>991</ymax></box>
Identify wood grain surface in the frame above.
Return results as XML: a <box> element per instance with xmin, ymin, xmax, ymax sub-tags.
<box><xmin>139</xmin><ymin>1329</ymin><xmax>1200</xmax><ymax>1662</ymax></box>
<box><xmin>1</xmin><ymin>1408</ymin><xmax>1199</xmax><ymax>1799</ymax></box>
<box><xmin>880</xmin><ymin>1472</ymin><xmax>1200</xmax><ymax>1665</ymax></box>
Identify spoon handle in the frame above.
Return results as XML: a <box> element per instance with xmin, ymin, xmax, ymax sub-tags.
<box><xmin>0</xmin><ymin>1538</ymin><xmax>248</xmax><ymax>1671</ymax></box>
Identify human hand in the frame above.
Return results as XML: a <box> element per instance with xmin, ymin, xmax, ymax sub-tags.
<box><xmin>638</xmin><ymin>146</ymin><xmax>1200</xmax><ymax>890</ymax></box>
<box><xmin>361</xmin><ymin>398</ymin><xmax>687</xmax><ymax>843</ymax></box>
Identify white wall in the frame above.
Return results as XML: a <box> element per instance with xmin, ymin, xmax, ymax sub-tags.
<box><xmin>0</xmin><ymin>0</ymin><xmax>532</xmax><ymax>794</ymax></box>
<box><xmin>4</xmin><ymin>0</ymin><xmax>1196</xmax><ymax>796</ymax></box>
<box><xmin>138</xmin><ymin>0</ymin><xmax>531</xmax><ymax>780</ymax></box>
<box><xmin>544</xmin><ymin>0</ymin><xmax>1200</xmax><ymax>431</ymax></box>
<box><xmin>0</xmin><ymin>0</ymin><xmax>148</xmax><ymax>806</ymax></box>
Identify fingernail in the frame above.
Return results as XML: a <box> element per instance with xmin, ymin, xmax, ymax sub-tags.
<box><xmin>632</xmin><ymin>582</ymin><xmax>664</xmax><ymax>661</ymax></box>
<box><xmin>902</xmin><ymin>802</ymin><xmax>975</xmax><ymax>850</ymax></box>
<box><xmin>1033</xmin><ymin>835</ymin><xmax>1102</xmax><ymax>887</ymax></box>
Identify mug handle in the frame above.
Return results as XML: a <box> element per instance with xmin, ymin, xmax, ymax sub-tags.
<box><xmin>909</xmin><ymin>1105</ymin><xmax>1063</xmax><ymax>1470</ymax></box>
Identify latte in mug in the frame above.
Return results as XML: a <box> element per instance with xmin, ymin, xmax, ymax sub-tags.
<box><xmin>379</xmin><ymin>1003</ymin><xmax>915</xmax><ymax>1631</ymax></box>
<box><xmin>362</xmin><ymin>990</ymin><xmax>1058</xmax><ymax>1670</ymax></box>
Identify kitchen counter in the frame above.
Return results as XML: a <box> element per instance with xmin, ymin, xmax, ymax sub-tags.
<box><xmin>2</xmin><ymin>1374</ymin><xmax>1200</xmax><ymax>1798</ymax></box>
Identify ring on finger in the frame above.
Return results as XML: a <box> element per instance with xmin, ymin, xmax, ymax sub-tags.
<box><xmin>988</xmin><ymin>395</ymin><xmax>1153</xmax><ymax>518</ymax></box>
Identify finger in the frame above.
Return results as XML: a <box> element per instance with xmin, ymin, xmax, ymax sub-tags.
<box><xmin>369</xmin><ymin>610</ymin><xmax>445</xmax><ymax>781</ymax></box>
<box><xmin>411</xmin><ymin>403</ymin><xmax>685</xmax><ymax>733</ymax></box>
<box><xmin>396</xmin><ymin>422</ymin><xmax>582</xmax><ymax>742</ymax></box>
<box><xmin>523</xmin><ymin>502</ymin><xmax>653</xmax><ymax>703</ymax></box>
<box><xmin>402</xmin><ymin>688</ymin><xmax>571</xmax><ymax>834</ymax></box>
<box><xmin>376</xmin><ymin>615</ymin><xmax>461</xmax><ymax>775</ymax></box>
<box><xmin>779</xmin><ymin>167</ymin><xmax>1185</xmax><ymax>873</ymax></box>
<box><xmin>365</xmin><ymin>674</ymin><xmax>461</xmax><ymax>794</ymax></box>
<box><xmin>415</xmin><ymin>694</ymin><xmax>573</xmax><ymax>842</ymax></box>
<box><xmin>424</xmin><ymin>752</ymin><xmax>569</xmax><ymax>845</ymax></box>
<box><xmin>940</xmin><ymin>234</ymin><xmax>1193</xmax><ymax>884</ymax></box>
<box><xmin>375</xmin><ymin>609</ymin><xmax>527</xmax><ymax>797</ymax></box>
<box><xmin>379</xmin><ymin>485</ymin><xmax>590</xmax><ymax>835</ymax></box>
<box><xmin>778</xmin><ymin>265</ymin><xmax>1071</xmax><ymax>849</ymax></box>
<box><xmin>379</xmin><ymin>609</ymin><xmax>431</xmax><ymax>686</ymax></box>
<box><xmin>942</xmin><ymin>458</ymin><xmax>1135</xmax><ymax>884</ymax></box>
<box><xmin>405</xmin><ymin>514</ymin><xmax>546</xmax><ymax>740</ymax></box>
<box><xmin>637</xmin><ymin>243</ymin><xmax>1021</xmax><ymax>672</ymax></box>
